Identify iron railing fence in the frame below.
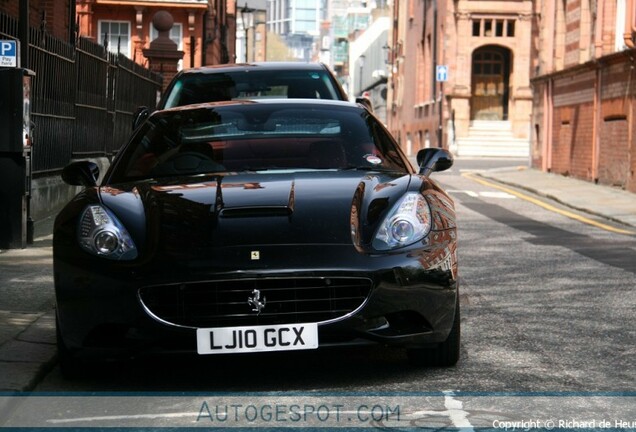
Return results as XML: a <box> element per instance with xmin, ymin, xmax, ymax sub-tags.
<box><xmin>110</xmin><ymin>53</ymin><xmax>162</xmax><ymax>155</ymax></box>
<box><xmin>29</xmin><ymin>28</ymin><xmax>76</xmax><ymax>173</ymax></box>
<box><xmin>74</xmin><ymin>37</ymin><xmax>110</xmax><ymax>160</ymax></box>
<box><xmin>0</xmin><ymin>10</ymin><xmax>18</xmax><ymax>40</ymax></box>
<box><xmin>0</xmin><ymin>11</ymin><xmax>162</xmax><ymax>176</ymax></box>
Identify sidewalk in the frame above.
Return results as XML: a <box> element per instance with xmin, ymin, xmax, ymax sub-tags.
<box><xmin>474</xmin><ymin>166</ymin><xmax>636</xmax><ymax>229</ymax></box>
<box><xmin>0</xmin><ymin>217</ymin><xmax>57</xmax><ymax>391</ymax></box>
<box><xmin>0</xmin><ymin>164</ymin><xmax>635</xmax><ymax>391</ymax></box>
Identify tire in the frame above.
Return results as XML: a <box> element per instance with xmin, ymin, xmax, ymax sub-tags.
<box><xmin>407</xmin><ymin>298</ymin><xmax>460</xmax><ymax>367</ymax></box>
<box><xmin>56</xmin><ymin>316</ymin><xmax>89</xmax><ymax>379</ymax></box>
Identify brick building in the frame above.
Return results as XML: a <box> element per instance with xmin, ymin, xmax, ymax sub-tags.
<box><xmin>1</xmin><ymin>0</ymin><xmax>74</xmax><ymax>42</ymax></box>
<box><xmin>76</xmin><ymin>0</ymin><xmax>236</xmax><ymax>74</ymax></box>
<box><xmin>532</xmin><ymin>0</ymin><xmax>636</xmax><ymax>193</ymax></box>
<box><xmin>1</xmin><ymin>0</ymin><xmax>236</xmax><ymax>74</ymax></box>
<box><xmin>389</xmin><ymin>0</ymin><xmax>636</xmax><ymax>194</ymax></box>
<box><xmin>387</xmin><ymin>0</ymin><xmax>537</xmax><ymax>158</ymax></box>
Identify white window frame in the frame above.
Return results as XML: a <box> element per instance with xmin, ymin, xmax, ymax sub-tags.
<box><xmin>98</xmin><ymin>20</ymin><xmax>131</xmax><ymax>57</ymax></box>
<box><xmin>615</xmin><ymin>0</ymin><xmax>628</xmax><ymax>51</ymax></box>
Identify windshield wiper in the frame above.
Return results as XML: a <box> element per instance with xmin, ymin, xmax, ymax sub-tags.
<box><xmin>238</xmin><ymin>166</ymin><xmax>273</xmax><ymax>172</ymax></box>
<box><xmin>341</xmin><ymin>165</ymin><xmax>392</xmax><ymax>172</ymax></box>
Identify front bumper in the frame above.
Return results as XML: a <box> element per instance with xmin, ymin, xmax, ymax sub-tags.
<box><xmin>54</xmin><ymin>243</ymin><xmax>458</xmax><ymax>358</ymax></box>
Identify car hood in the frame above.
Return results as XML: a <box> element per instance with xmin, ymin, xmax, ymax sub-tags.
<box><xmin>100</xmin><ymin>171</ymin><xmax>413</xmax><ymax>253</ymax></box>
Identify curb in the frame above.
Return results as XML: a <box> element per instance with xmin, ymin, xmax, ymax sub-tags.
<box><xmin>470</xmin><ymin>172</ymin><xmax>636</xmax><ymax>233</ymax></box>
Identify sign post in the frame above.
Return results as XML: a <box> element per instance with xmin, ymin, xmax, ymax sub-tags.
<box><xmin>435</xmin><ymin>65</ymin><xmax>448</xmax><ymax>148</ymax></box>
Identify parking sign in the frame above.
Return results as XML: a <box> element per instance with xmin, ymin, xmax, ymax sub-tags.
<box><xmin>1</xmin><ymin>40</ymin><xmax>18</xmax><ymax>67</ymax></box>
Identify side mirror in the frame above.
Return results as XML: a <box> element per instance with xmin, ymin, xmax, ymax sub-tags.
<box><xmin>61</xmin><ymin>161</ymin><xmax>99</xmax><ymax>187</ymax></box>
<box><xmin>416</xmin><ymin>148</ymin><xmax>454</xmax><ymax>177</ymax></box>
<box><xmin>356</xmin><ymin>97</ymin><xmax>373</xmax><ymax>112</ymax></box>
<box><xmin>132</xmin><ymin>106</ymin><xmax>150</xmax><ymax>130</ymax></box>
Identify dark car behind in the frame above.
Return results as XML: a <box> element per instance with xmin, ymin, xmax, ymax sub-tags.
<box><xmin>133</xmin><ymin>62</ymin><xmax>352</xmax><ymax>129</ymax></box>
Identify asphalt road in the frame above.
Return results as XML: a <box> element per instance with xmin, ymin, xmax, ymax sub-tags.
<box><xmin>2</xmin><ymin>157</ymin><xmax>635</xmax><ymax>428</ymax></box>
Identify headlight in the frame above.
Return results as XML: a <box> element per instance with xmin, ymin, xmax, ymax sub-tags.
<box><xmin>78</xmin><ymin>205</ymin><xmax>138</xmax><ymax>260</ymax></box>
<box><xmin>373</xmin><ymin>193</ymin><xmax>432</xmax><ymax>250</ymax></box>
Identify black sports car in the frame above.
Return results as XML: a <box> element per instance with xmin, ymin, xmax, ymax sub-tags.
<box><xmin>54</xmin><ymin>99</ymin><xmax>459</xmax><ymax>374</ymax></box>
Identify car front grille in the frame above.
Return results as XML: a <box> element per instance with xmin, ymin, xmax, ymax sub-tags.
<box><xmin>139</xmin><ymin>277</ymin><xmax>372</xmax><ymax>328</ymax></box>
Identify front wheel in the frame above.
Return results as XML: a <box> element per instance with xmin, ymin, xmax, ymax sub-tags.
<box><xmin>56</xmin><ymin>315</ymin><xmax>89</xmax><ymax>379</ymax></box>
<box><xmin>407</xmin><ymin>298</ymin><xmax>460</xmax><ymax>367</ymax></box>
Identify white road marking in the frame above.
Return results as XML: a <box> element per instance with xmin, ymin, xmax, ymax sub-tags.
<box><xmin>444</xmin><ymin>391</ymin><xmax>474</xmax><ymax>430</ymax></box>
<box><xmin>407</xmin><ymin>391</ymin><xmax>474</xmax><ymax>429</ymax></box>
<box><xmin>447</xmin><ymin>190</ymin><xmax>479</xmax><ymax>197</ymax></box>
<box><xmin>447</xmin><ymin>190</ymin><xmax>516</xmax><ymax>199</ymax></box>
<box><xmin>479</xmin><ymin>191</ymin><xmax>516</xmax><ymax>199</ymax></box>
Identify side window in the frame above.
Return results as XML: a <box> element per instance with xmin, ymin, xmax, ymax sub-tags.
<box><xmin>367</xmin><ymin>119</ymin><xmax>408</xmax><ymax>171</ymax></box>
<box><xmin>99</xmin><ymin>21</ymin><xmax>131</xmax><ymax>57</ymax></box>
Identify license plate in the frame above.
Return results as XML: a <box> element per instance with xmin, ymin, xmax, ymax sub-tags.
<box><xmin>196</xmin><ymin>323</ymin><xmax>318</xmax><ymax>355</ymax></box>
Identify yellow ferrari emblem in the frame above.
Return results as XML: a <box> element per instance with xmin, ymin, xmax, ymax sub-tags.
<box><xmin>251</xmin><ymin>251</ymin><xmax>260</xmax><ymax>260</ymax></box>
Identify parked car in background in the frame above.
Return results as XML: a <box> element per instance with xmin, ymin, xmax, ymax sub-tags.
<box><xmin>58</xmin><ymin>99</ymin><xmax>458</xmax><ymax>377</ymax></box>
<box><xmin>133</xmin><ymin>62</ymin><xmax>355</xmax><ymax>129</ymax></box>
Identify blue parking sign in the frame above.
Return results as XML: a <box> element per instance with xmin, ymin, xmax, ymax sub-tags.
<box><xmin>1</xmin><ymin>40</ymin><xmax>18</xmax><ymax>67</ymax></box>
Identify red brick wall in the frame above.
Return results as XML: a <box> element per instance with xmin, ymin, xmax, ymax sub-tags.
<box><xmin>564</xmin><ymin>0</ymin><xmax>581</xmax><ymax>67</ymax></box>
<box><xmin>552</xmin><ymin>110</ymin><xmax>572</xmax><ymax>174</ymax></box>
<box><xmin>550</xmin><ymin>70</ymin><xmax>595</xmax><ymax>178</ymax></box>
<box><xmin>570</xmin><ymin>103</ymin><xmax>594</xmax><ymax>179</ymax></box>
<box><xmin>596</xmin><ymin>61</ymin><xmax>634</xmax><ymax>189</ymax></box>
<box><xmin>598</xmin><ymin>118</ymin><xmax>630</xmax><ymax>187</ymax></box>
<box><xmin>535</xmin><ymin>53</ymin><xmax>636</xmax><ymax>193</ymax></box>
<box><xmin>1</xmin><ymin>0</ymin><xmax>71</xmax><ymax>41</ymax></box>
<box><xmin>0</xmin><ymin>1</ymin><xmax>19</xmax><ymax>17</ymax></box>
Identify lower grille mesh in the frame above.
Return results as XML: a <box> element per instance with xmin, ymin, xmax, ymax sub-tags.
<box><xmin>139</xmin><ymin>277</ymin><xmax>372</xmax><ymax>327</ymax></box>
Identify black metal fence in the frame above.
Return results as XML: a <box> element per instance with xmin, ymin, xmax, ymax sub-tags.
<box><xmin>1</xmin><ymin>11</ymin><xmax>162</xmax><ymax>176</ymax></box>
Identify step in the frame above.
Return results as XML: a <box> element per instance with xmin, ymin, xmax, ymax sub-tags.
<box><xmin>454</xmin><ymin>138</ymin><xmax>530</xmax><ymax>158</ymax></box>
<box><xmin>469</xmin><ymin>120</ymin><xmax>512</xmax><ymax>131</ymax></box>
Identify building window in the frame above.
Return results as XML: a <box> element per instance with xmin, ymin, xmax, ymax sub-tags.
<box><xmin>473</xmin><ymin>52</ymin><xmax>504</xmax><ymax>76</ymax></box>
<box><xmin>472</xmin><ymin>18</ymin><xmax>515</xmax><ymax>37</ymax></box>
<box><xmin>99</xmin><ymin>21</ymin><xmax>131</xmax><ymax>57</ymax></box>
<box><xmin>472</xmin><ymin>20</ymin><xmax>480</xmax><ymax>36</ymax></box>
<box><xmin>507</xmin><ymin>20</ymin><xmax>515</xmax><ymax>37</ymax></box>
<box><xmin>615</xmin><ymin>0</ymin><xmax>628</xmax><ymax>51</ymax></box>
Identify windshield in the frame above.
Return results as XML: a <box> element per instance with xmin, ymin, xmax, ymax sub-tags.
<box><xmin>108</xmin><ymin>103</ymin><xmax>409</xmax><ymax>183</ymax></box>
<box><xmin>161</xmin><ymin>69</ymin><xmax>345</xmax><ymax>108</ymax></box>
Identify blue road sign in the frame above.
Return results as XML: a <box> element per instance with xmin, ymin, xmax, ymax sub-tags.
<box><xmin>436</xmin><ymin>65</ymin><xmax>448</xmax><ymax>82</ymax></box>
<box><xmin>0</xmin><ymin>40</ymin><xmax>18</xmax><ymax>67</ymax></box>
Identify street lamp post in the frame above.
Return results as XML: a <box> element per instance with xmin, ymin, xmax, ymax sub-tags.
<box><xmin>358</xmin><ymin>54</ymin><xmax>365</xmax><ymax>96</ymax></box>
<box><xmin>240</xmin><ymin>4</ymin><xmax>255</xmax><ymax>62</ymax></box>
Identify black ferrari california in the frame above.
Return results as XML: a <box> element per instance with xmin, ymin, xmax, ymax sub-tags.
<box><xmin>54</xmin><ymin>99</ymin><xmax>459</xmax><ymax>374</ymax></box>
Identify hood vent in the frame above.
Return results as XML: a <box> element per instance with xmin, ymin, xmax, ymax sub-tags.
<box><xmin>219</xmin><ymin>206</ymin><xmax>293</xmax><ymax>218</ymax></box>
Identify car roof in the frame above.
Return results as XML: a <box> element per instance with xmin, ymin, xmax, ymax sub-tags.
<box><xmin>175</xmin><ymin>62</ymin><xmax>330</xmax><ymax>75</ymax></box>
<box><xmin>161</xmin><ymin>98</ymin><xmax>363</xmax><ymax>113</ymax></box>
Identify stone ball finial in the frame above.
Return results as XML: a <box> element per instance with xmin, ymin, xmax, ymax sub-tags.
<box><xmin>152</xmin><ymin>11</ymin><xmax>174</xmax><ymax>32</ymax></box>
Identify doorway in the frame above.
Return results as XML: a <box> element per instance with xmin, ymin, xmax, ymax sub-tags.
<box><xmin>471</xmin><ymin>46</ymin><xmax>511</xmax><ymax>120</ymax></box>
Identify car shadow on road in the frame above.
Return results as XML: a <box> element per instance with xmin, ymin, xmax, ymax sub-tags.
<box><xmin>54</xmin><ymin>345</ymin><xmax>454</xmax><ymax>392</ymax></box>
